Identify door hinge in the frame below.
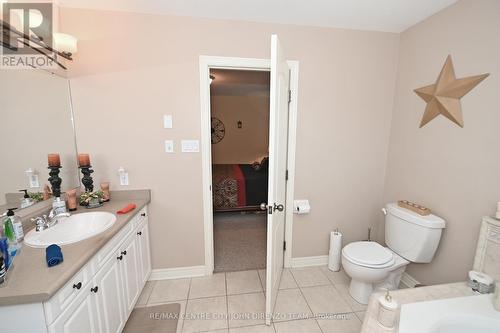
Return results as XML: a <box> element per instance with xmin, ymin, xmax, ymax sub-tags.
<box><xmin>288</xmin><ymin>89</ymin><xmax>292</xmax><ymax>103</ymax></box>
<box><xmin>285</xmin><ymin>169</ymin><xmax>289</xmax><ymax>181</ymax></box>
<box><xmin>283</xmin><ymin>241</ymin><xmax>287</xmax><ymax>251</ymax></box>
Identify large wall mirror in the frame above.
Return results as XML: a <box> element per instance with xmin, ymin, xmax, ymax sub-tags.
<box><xmin>0</xmin><ymin>70</ymin><xmax>79</xmax><ymax>213</ymax></box>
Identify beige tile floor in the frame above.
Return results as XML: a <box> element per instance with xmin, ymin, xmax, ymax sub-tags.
<box><xmin>134</xmin><ymin>266</ymin><xmax>365</xmax><ymax>333</ymax></box>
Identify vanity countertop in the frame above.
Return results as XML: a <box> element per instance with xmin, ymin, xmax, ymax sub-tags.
<box><xmin>360</xmin><ymin>282</ymin><xmax>477</xmax><ymax>332</ymax></box>
<box><xmin>0</xmin><ymin>190</ymin><xmax>151</xmax><ymax>306</ymax></box>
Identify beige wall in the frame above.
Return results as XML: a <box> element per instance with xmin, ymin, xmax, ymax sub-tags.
<box><xmin>61</xmin><ymin>8</ymin><xmax>400</xmax><ymax>270</ymax></box>
<box><xmin>211</xmin><ymin>94</ymin><xmax>270</xmax><ymax>164</ymax></box>
<box><xmin>382</xmin><ymin>0</ymin><xmax>500</xmax><ymax>284</ymax></box>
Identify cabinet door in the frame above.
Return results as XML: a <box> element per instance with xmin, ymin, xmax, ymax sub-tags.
<box><xmin>94</xmin><ymin>255</ymin><xmax>125</xmax><ymax>333</ymax></box>
<box><xmin>137</xmin><ymin>221</ymin><xmax>151</xmax><ymax>284</ymax></box>
<box><xmin>47</xmin><ymin>288</ymin><xmax>99</xmax><ymax>333</ymax></box>
<box><xmin>120</xmin><ymin>235</ymin><xmax>140</xmax><ymax>316</ymax></box>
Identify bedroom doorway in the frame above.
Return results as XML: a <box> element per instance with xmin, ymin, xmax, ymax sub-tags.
<box><xmin>200</xmin><ymin>52</ymin><xmax>299</xmax><ymax>280</ymax></box>
<box><xmin>210</xmin><ymin>68</ymin><xmax>271</xmax><ymax>272</ymax></box>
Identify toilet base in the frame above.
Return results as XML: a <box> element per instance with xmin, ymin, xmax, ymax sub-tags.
<box><xmin>348</xmin><ymin>280</ymin><xmax>373</xmax><ymax>305</ymax></box>
<box><xmin>348</xmin><ymin>265</ymin><xmax>407</xmax><ymax>305</ymax></box>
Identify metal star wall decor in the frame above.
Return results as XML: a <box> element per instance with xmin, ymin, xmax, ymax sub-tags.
<box><xmin>414</xmin><ymin>55</ymin><xmax>489</xmax><ymax>128</ymax></box>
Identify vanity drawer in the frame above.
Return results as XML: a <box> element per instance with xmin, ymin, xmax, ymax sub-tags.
<box><xmin>43</xmin><ymin>265</ymin><xmax>92</xmax><ymax>325</ymax></box>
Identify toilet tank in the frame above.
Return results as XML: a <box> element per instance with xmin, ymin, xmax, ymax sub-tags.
<box><xmin>384</xmin><ymin>203</ymin><xmax>445</xmax><ymax>263</ymax></box>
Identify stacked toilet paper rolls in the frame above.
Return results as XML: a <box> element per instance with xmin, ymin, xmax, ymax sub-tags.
<box><xmin>328</xmin><ymin>230</ymin><xmax>342</xmax><ymax>272</ymax></box>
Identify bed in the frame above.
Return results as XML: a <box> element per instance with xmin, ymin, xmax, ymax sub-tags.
<box><xmin>212</xmin><ymin>159</ymin><xmax>268</xmax><ymax>211</ymax></box>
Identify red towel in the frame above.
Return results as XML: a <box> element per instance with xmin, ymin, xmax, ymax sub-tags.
<box><xmin>117</xmin><ymin>203</ymin><xmax>136</xmax><ymax>214</ymax></box>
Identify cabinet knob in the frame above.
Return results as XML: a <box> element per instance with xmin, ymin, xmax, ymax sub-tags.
<box><xmin>141</xmin><ymin>213</ymin><xmax>146</xmax><ymax>217</ymax></box>
<box><xmin>137</xmin><ymin>231</ymin><xmax>142</xmax><ymax>236</ymax></box>
<box><xmin>72</xmin><ymin>282</ymin><xmax>82</xmax><ymax>290</ymax></box>
<box><xmin>121</xmin><ymin>250</ymin><xmax>127</xmax><ymax>256</ymax></box>
<box><xmin>91</xmin><ymin>286</ymin><xmax>99</xmax><ymax>293</ymax></box>
<box><xmin>117</xmin><ymin>255</ymin><xmax>123</xmax><ymax>261</ymax></box>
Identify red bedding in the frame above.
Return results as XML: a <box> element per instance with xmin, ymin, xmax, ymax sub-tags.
<box><xmin>212</xmin><ymin>164</ymin><xmax>246</xmax><ymax>209</ymax></box>
<box><xmin>212</xmin><ymin>163</ymin><xmax>268</xmax><ymax>211</ymax></box>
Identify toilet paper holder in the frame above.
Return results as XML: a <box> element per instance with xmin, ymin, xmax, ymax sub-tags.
<box><xmin>293</xmin><ymin>200</ymin><xmax>310</xmax><ymax>214</ymax></box>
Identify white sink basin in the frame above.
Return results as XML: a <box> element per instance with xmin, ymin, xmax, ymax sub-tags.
<box><xmin>399</xmin><ymin>294</ymin><xmax>500</xmax><ymax>333</ymax></box>
<box><xmin>24</xmin><ymin>212</ymin><xmax>117</xmax><ymax>248</ymax></box>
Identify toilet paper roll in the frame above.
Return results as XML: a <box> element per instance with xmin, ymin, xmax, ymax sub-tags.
<box><xmin>328</xmin><ymin>231</ymin><xmax>342</xmax><ymax>272</ymax></box>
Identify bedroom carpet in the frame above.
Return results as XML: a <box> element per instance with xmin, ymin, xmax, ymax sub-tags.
<box><xmin>214</xmin><ymin>211</ymin><xmax>267</xmax><ymax>272</ymax></box>
<box><xmin>123</xmin><ymin>303</ymin><xmax>180</xmax><ymax>333</ymax></box>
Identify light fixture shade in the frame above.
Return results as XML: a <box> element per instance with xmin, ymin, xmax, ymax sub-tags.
<box><xmin>53</xmin><ymin>32</ymin><xmax>78</xmax><ymax>54</ymax></box>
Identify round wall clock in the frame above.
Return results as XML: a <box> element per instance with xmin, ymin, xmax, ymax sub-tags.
<box><xmin>211</xmin><ymin>117</ymin><xmax>225</xmax><ymax>144</ymax></box>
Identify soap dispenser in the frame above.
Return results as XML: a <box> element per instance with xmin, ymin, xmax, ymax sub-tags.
<box><xmin>2</xmin><ymin>209</ymin><xmax>19</xmax><ymax>256</ymax></box>
<box><xmin>19</xmin><ymin>189</ymin><xmax>34</xmax><ymax>209</ymax></box>
<box><xmin>5</xmin><ymin>208</ymin><xmax>23</xmax><ymax>243</ymax></box>
<box><xmin>377</xmin><ymin>289</ymin><xmax>398</xmax><ymax>329</ymax></box>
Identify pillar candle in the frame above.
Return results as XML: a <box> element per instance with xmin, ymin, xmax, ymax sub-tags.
<box><xmin>48</xmin><ymin>154</ymin><xmax>61</xmax><ymax>167</ymax></box>
<box><xmin>78</xmin><ymin>154</ymin><xmax>90</xmax><ymax>167</ymax></box>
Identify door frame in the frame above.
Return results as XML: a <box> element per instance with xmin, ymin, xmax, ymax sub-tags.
<box><xmin>199</xmin><ymin>55</ymin><xmax>299</xmax><ymax>274</ymax></box>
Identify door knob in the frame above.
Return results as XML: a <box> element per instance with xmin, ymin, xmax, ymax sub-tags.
<box><xmin>260</xmin><ymin>203</ymin><xmax>268</xmax><ymax>211</ymax></box>
<box><xmin>117</xmin><ymin>255</ymin><xmax>123</xmax><ymax>261</ymax></box>
<box><xmin>73</xmin><ymin>282</ymin><xmax>82</xmax><ymax>290</ymax></box>
<box><xmin>121</xmin><ymin>250</ymin><xmax>127</xmax><ymax>256</ymax></box>
<box><xmin>91</xmin><ymin>286</ymin><xmax>99</xmax><ymax>293</ymax></box>
<box><xmin>273</xmin><ymin>203</ymin><xmax>284</xmax><ymax>212</ymax></box>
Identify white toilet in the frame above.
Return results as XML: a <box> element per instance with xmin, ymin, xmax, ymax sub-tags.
<box><xmin>341</xmin><ymin>203</ymin><xmax>446</xmax><ymax>304</ymax></box>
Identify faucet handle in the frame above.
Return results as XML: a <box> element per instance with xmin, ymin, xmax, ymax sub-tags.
<box><xmin>32</xmin><ymin>216</ymin><xmax>46</xmax><ymax>231</ymax></box>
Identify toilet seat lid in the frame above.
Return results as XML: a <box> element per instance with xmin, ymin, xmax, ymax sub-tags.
<box><xmin>343</xmin><ymin>241</ymin><xmax>394</xmax><ymax>267</ymax></box>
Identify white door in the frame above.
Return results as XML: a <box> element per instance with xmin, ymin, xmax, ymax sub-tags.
<box><xmin>120</xmin><ymin>236</ymin><xmax>140</xmax><ymax>316</ymax></box>
<box><xmin>265</xmin><ymin>34</ymin><xmax>290</xmax><ymax>325</ymax></box>
<box><xmin>137</xmin><ymin>222</ymin><xmax>152</xmax><ymax>284</ymax></box>
<box><xmin>94</xmin><ymin>255</ymin><xmax>125</xmax><ymax>333</ymax></box>
<box><xmin>47</xmin><ymin>289</ymin><xmax>100</xmax><ymax>333</ymax></box>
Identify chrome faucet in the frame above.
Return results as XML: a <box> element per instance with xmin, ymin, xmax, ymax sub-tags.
<box><xmin>31</xmin><ymin>210</ymin><xmax>70</xmax><ymax>232</ymax></box>
<box><xmin>48</xmin><ymin>209</ymin><xmax>71</xmax><ymax>222</ymax></box>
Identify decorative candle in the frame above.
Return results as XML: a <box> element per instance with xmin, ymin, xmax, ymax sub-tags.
<box><xmin>100</xmin><ymin>182</ymin><xmax>110</xmax><ymax>202</ymax></box>
<box><xmin>48</xmin><ymin>154</ymin><xmax>61</xmax><ymax>167</ymax></box>
<box><xmin>67</xmin><ymin>189</ymin><xmax>77</xmax><ymax>211</ymax></box>
<box><xmin>43</xmin><ymin>184</ymin><xmax>52</xmax><ymax>200</ymax></box>
<box><xmin>78</xmin><ymin>154</ymin><xmax>91</xmax><ymax>167</ymax></box>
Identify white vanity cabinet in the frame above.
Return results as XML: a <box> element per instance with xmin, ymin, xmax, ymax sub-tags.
<box><xmin>43</xmin><ymin>207</ymin><xmax>151</xmax><ymax>333</ymax></box>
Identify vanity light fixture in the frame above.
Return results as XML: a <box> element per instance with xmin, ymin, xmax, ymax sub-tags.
<box><xmin>53</xmin><ymin>32</ymin><xmax>78</xmax><ymax>58</ymax></box>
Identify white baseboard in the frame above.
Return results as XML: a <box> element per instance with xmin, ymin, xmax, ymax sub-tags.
<box><xmin>400</xmin><ymin>272</ymin><xmax>420</xmax><ymax>288</ymax></box>
<box><xmin>149</xmin><ymin>265</ymin><xmax>208</xmax><ymax>281</ymax></box>
<box><xmin>291</xmin><ymin>255</ymin><xmax>329</xmax><ymax>268</ymax></box>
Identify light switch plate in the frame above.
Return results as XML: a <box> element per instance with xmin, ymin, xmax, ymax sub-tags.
<box><xmin>165</xmin><ymin>140</ymin><xmax>174</xmax><ymax>153</ymax></box>
<box><xmin>163</xmin><ymin>115</ymin><xmax>173</xmax><ymax>129</ymax></box>
<box><xmin>181</xmin><ymin>140</ymin><xmax>200</xmax><ymax>153</ymax></box>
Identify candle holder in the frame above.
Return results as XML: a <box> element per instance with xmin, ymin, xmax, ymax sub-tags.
<box><xmin>48</xmin><ymin>166</ymin><xmax>62</xmax><ymax>198</ymax></box>
<box><xmin>79</xmin><ymin>165</ymin><xmax>94</xmax><ymax>192</ymax></box>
